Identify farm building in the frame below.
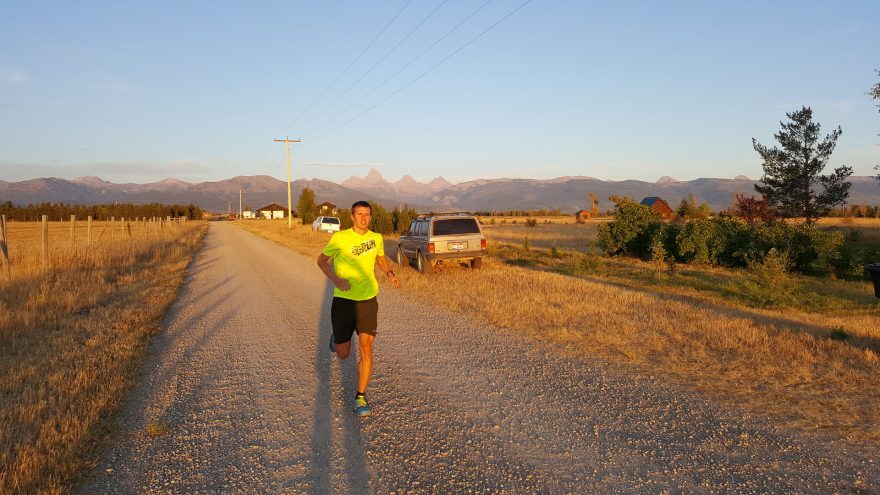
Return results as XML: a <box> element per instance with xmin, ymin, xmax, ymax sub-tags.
<box><xmin>574</xmin><ymin>209</ymin><xmax>591</xmax><ymax>223</ymax></box>
<box><xmin>242</xmin><ymin>210</ymin><xmax>256</xmax><ymax>219</ymax></box>
<box><xmin>640</xmin><ymin>197</ymin><xmax>674</xmax><ymax>220</ymax></box>
<box><xmin>317</xmin><ymin>202</ymin><xmax>338</xmax><ymax>215</ymax></box>
<box><xmin>257</xmin><ymin>203</ymin><xmax>290</xmax><ymax>219</ymax></box>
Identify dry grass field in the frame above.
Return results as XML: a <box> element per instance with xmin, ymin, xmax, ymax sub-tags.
<box><xmin>480</xmin><ymin>218</ymin><xmax>607</xmax><ymax>252</ymax></box>
<box><xmin>239</xmin><ymin>218</ymin><xmax>880</xmax><ymax>447</ymax></box>
<box><xmin>0</xmin><ymin>218</ymin><xmax>206</xmax><ymax>495</ymax></box>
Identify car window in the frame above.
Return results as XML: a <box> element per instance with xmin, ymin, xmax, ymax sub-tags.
<box><xmin>432</xmin><ymin>218</ymin><xmax>480</xmax><ymax>236</ymax></box>
<box><xmin>323</xmin><ymin>217</ymin><xmax>339</xmax><ymax>224</ymax></box>
<box><xmin>406</xmin><ymin>220</ymin><xmax>417</xmax><ymax>236</ymax></box>
<box><xmin>417</xmin><ymin>221</ymin><xmax>428</xmax><ymax>237</ymax></box>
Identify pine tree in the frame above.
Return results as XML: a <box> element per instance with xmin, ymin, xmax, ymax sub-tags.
<box><xmin>752</xmin><ymin>106</ymin><xmax>852</xmax><ymax>223</ymax></box>
<box><xmin>870</xmin><ymin>70</ymin><xmax>880</xmax><ymax>185</ymax></box>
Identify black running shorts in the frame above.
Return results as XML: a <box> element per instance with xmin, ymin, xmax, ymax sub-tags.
<box><xmin>330</xmin><ymin>296</ymin><xmax>378</xmax><ymax>344</ymax></box>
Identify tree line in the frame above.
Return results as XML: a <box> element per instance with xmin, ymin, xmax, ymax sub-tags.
<box><xmin>296</xmin><ymin>188</ymin><xmax>418</xmax><ymax>234</ymax></box>
<box><xmin>0</xmin><ymin>201</ymin><xmax>203</xmax><ymax>221</ymax></box>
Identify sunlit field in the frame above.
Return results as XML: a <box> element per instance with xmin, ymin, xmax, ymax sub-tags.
<box><xmin>480</xmin><ymin>217</ymin><xmax>606</xmax><ymax>252</ymax></box>
<box><xmin>239</xmin><ymin>217</ymin><xmax>880</xmax><ymax>448</ymax></box>
<box><xmin>0</xmin><ymin>218</ymin><xmax>206</xmax><ymax>495</ymax></box>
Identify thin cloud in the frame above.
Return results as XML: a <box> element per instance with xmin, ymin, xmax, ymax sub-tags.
<box><xmin>0</xmin><ymin>68</ymin><xmax>28</xmax><ymax>84</ymax></box>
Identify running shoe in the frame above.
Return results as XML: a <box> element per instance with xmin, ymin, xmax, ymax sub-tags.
<box><xmin>329</xmin><ymin>334</ymin><xmax>335</xmax><ymax>352</ymax></box>
<box><xmin>354</xmin><ymin>395</ymin><xmax>371</xmax><ymax>417</ymax></box>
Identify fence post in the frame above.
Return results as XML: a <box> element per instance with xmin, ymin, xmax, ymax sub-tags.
<box><xmin>0</xmin><ymin>215</ymin><xmax>9</xmax><ymax>279</ymax></box>
<box><xmin>87</xmin><ymin>216</ymin><xmax>92</xmax><ymax>245</ymax></box>
<box><xmin>70</xmin><ymin>214</ymin><xmax>76</xmax><ymax>243</ymax></box>
<box><xmin>41</xmin><ymin>215</ymin><xmax>48</xmax><ymax>266</ymax></box>
<box><xmin>120</xmin><ymin>217</ymin><xmax>125</xmax><ymax>236</ymax></box>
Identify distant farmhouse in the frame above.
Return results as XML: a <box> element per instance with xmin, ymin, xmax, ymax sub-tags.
<box><xmin>574</xmin><ymin>209</ymin><xmax>591</xmax><ymax>223</ymax></box>
<box><xmin>256</xmin><ymin>203</ymin><xmax>290</xmax><ymax>219</ymax></box>
<box><xmin>317</xmin><ymin>202</ymin><xmax>338</xmax><ymax>215</ymax></box>
<box><xmin>640</xmin><ymin>197</ymin><xmax>674</xmax><ymax>220</ymax></box>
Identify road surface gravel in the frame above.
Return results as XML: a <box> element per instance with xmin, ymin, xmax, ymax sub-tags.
<box><xmin>79</xmin><ymin>222</ymin><xmax>877</xmax><ymax>494</ymax></box>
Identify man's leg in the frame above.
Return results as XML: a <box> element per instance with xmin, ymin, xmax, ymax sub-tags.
<box><xmin>331</xmin><ymin>297</ymin><xmax>354</xmax><ymax>359</ymax></box>
<box><xmin>357</xmin><ymin>332</ymin><xmax>374</xmax><ymax>394</ymax></box>
<box><xmin>335</xmin><ymin>341</ymin><xmax>351</xmax><ymax>359</ymax></box>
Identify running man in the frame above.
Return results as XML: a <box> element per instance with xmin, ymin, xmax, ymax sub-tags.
<box><xmin>317</xmin><ymin>200</ymin><xmax>400</xmax><ymax>416</ymax></box>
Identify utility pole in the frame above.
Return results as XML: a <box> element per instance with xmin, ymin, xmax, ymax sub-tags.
<box><xmin>274</xmin><ymin>137</ymin><xmax>302</xmax><ymax>230</ymax></box>
<box><xmin>239</xmin><ymin>189</ymin><xmax>242</xmax><ymax>219</ymax></box>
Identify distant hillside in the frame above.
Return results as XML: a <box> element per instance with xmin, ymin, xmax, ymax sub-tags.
<box><xmin>2</xmin><ymin>173</ymin><xmax>878</xmax><ymax>214</ymax></box>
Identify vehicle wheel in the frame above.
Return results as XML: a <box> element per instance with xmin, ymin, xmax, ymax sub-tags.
<box><xmin>417</xmin><ymin>251</ymin><xmax>432</xmax><ymax>274</ymax></box>
<box><xmin>396</xmin><ymin>246</ymin><xmax>408</xmax><ymax>269</ymax></box>
<box><xmin>470</xmin><ymin>257</ymin><xmax>482</xmax><ymax>269</ymax></box>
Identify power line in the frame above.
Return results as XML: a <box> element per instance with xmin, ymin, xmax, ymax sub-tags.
<box><xmin>297</xmin><ymin>0</ymin><xmax>451</xmax><ymax>134</ymax></box>
<box><xmin>301</xmin><ymin>0</ymin><xmax>495</xmax><ymax>140</ymax></box>
<box><xmin>276</xmin><ymin>0</ymin><xmax>413</xmax><ymax>137</ymax></box>
<box><xmin>307</xmin><ymin>0</ymin><xmax>533</xmax><ymax>144</ymax></box>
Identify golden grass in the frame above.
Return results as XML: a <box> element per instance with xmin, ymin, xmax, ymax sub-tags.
<box><xmin>481</xmin><ymin>220</ymin><xmax>606</xmax><ymax>252</ymax></box>
<box><xmin>0</xmin><ymin>219</ymin><xmax>206</xmax><ymax>495</ymax></box>
<box><xmin>239</xmin><ymin>218</ymin><xmax>880</xmax><ymax>446</ymax></box>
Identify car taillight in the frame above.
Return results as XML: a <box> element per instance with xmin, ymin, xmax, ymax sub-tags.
<box><xmin>481</xmin><ymin>239</ymin><xmax>486</xmax><ymax>250</ymax></box>
<box><xmin>428</xmin><ymin>242</ymin><xmax>435</xmax><ymax>254</ymax></box>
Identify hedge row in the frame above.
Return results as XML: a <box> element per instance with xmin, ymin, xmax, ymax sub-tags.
<box><xmin>597</xmin><ymin>203</ymin><xmax>878</xmax><ymax>279</ymax></box>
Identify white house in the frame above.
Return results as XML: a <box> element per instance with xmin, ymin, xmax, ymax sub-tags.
<box><xmin>257</xmin><ymin>203</ymin><xmax>290</xmax><ymax>219</ymax></box>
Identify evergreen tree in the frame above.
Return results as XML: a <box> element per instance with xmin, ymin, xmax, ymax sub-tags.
<box><xmin>870</xmin><ymin>70</ymin><xmax>880</xmax><ymax>185</ymax></box>
<box><xmin>368</xmin><ymin>202</ymin><xmax>393</xmax><ymax>234</ymax></box>
<box><xmin>297</xmin><ymin>187</ymin><xmax>317</xmax><ymax>225</ymax></box>
<box><xmin>752</xmin><ymin>106</ymin><xmax>852</xmax><ymax>223</ymax></box>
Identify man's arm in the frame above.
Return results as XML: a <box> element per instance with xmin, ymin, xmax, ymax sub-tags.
<box><xmin>376</xmin><ymin>254</ymin><xmax>400</xmax><ymax>288</ymax></box>
<box><xmin>317</xmin><ymin>253</ymin><xmax>351</xmax><ymax>291</ymax></box>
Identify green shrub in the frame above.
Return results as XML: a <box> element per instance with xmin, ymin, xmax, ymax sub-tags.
<box><xmin>787</xmin><ymin>224</ymin><xmax>843</xmax><ymax>274</ymax></box>
<box><xmin>737</xmin><ymin>248</ymin><xmax>799</xmax><ymax>308</ymax></box>
<box><xmin>597</xmin><ymin>202</ymin><xmax>662</xmax><ymax>257</ymax></box>
<box><xmin>676</xmin><ymin>218</ymin><xmax>728</xmax><ymax>265</ymax></box>
<box><xmin>830</xmin><ymin>245</ymin><xmax>880</xmax><ymax>280</ymax></box>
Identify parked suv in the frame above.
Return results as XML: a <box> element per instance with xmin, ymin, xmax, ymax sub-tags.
<box><xmin>397</xmin><ymin>213</ymin><xmax>487</xmax><ymax>274</ymax></box>
<box><xmin>312</xmin><ymin>216</ymin><xmax>340</xmax><ymax>233</ymax></box>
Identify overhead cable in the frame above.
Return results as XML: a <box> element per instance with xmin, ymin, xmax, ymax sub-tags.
<box><xmin>307</xmin><ymin>0</ymin><xmax>532</xmax><ymax>144</ymax></box>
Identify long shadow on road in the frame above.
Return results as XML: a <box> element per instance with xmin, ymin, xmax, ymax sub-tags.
<box><xmin>308</xmin><ymin>278</ymin><xmax>371</xmax><ymax>493</ymax></box>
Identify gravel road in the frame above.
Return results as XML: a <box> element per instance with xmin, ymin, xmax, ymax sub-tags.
<box><xmin>80</xmin><ymin>222</ymin><xmax>878</xmax><ymax>494</ymax></box>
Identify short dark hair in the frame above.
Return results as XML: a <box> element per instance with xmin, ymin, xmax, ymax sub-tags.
<box><xmin>351</xmin><ymin>200</ymin><xmax>372</xmax><ymax>213</ymax></box>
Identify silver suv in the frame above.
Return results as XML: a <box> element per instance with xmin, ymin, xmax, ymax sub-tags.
<box><xmin>396</xmin><ymin>213</ymin><xmax>487</xmax><ymax>274</ymax></box>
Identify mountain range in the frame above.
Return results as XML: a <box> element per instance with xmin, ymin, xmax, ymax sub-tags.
<box><xmin>2</xmin><ymin>170</ymin><xmax>879</xmax><ymax>214</ymax></box>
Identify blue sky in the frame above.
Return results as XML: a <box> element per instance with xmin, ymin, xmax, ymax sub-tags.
<box><xmin>1</xmin><ymin>1</ymin><xmax>878</xmax><ymax>185</ymax></box>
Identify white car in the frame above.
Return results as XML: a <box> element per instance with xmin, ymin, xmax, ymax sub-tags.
<box><xmin>311</xmin><ymin>216</ymin><xmax>341</xmax><ymax>233</ymax></box>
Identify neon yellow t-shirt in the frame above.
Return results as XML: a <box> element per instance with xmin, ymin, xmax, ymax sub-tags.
<box><xmin>321</xmin><ymin>228</ymin><xmax>385</xmax><ymax>300</ymax></box>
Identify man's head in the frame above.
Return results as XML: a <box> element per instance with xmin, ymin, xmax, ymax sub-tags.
<box><xmin>351</xmin><ymin>200</ymin><xmax>372</xmax><ymax>232</ymax></box>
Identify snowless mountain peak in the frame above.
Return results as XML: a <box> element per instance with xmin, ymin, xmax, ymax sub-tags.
<box><xmin>365</xmin><ymin>168</ymin><xmax>386</xmax><ymax>183</ymax></box>
<box><xmin>656</xmin><ymin>176</ymin><xmax>679</xmax><ymax>184</ymax></box>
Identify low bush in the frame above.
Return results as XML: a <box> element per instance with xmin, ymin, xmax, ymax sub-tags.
<box><xmin>736</xmin><ymin>248</ymin><xmax>800</xmax><ymax>308</ymax></box>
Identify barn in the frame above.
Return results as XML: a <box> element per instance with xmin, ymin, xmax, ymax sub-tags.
<box><xmin>640</xmin><ymin>197</ymin><xmax>674</xmax><ymax>220</ymax></box>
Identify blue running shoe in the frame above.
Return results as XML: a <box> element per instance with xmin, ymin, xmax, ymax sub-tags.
<box><xmin>354</xmin><ymin>395</ymin><xmax>371</xmax><ymax>417</ymax></box>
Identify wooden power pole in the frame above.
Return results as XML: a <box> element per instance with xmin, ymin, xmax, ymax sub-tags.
<box><xmin>274</xmin><ymin>137</ymin><xmax>301</xmax><ymax>230</ymax></box>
